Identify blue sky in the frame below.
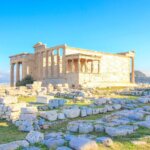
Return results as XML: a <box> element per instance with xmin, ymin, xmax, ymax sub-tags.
<box><xmin>0</xmin><ymin>0</ymin><xmax>150</xmax><ymax>82</ymax></box>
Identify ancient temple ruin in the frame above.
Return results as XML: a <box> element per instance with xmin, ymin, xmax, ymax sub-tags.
<box><xmin>10</xmin><ymin>42</ymin><xmax>135</xmax><ymax>88</ymax></box>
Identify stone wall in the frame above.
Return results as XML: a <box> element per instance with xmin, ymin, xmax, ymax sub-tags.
<box><xmin>77</xmin><ymin>54</ymin><xmax>131</xmax><ymax>87</ymax></box>
<box><xmin>100</xmin><ymin>55</ymin><xmax>130</xmax><ymax>83</ymax></box>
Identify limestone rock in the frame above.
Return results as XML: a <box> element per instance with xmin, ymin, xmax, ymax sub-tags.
<box><xmin>19</xmin><ymin>114</ymin><xmax>37</xmax><ymax>121</ymax></box>
<box><xmin>145</xmin><ymin>115</ymin><xmax>150</xmax><ymax>121</ymax></box>
<box><xmin>21</xmin><ymin>107</ymin><xmax>38</xmax><ymax>114</ymax></box>
<box><xmin>92</xmin><ymin>108</ymin><xmax>99</xmax><ymax>115</ymax></box>
<box><xmin>79</xmin><ymin>123</ymin><xmax>94</xmax><ymax>134</ymax></box>
<box><xmin>26</xmin><ymin>131</ymin><xmax>44</xmax><ymax>144</ymax></box>
<box><xmin>86</xmin><ymin>108</ymin><xmax>93</xmax><ymax>115</ymax></box>
<box><xmin>0</xmin><ymin>96</ymin><xmax>18</xmax><ymax>104</ymax></box>
<box><xmin>94</xmin><ymin>124</ymin><xmax>105</xmax><ymax>132</ymax></box>
<box><xmin>137</xmin><ymin>121</ymin><xmax>150</xmax><ymax>128</ymax></box>
<box><xmin>43</xmin><ymin>138</ymin><xmax>65</xmax><ymax>149</ymax></box>
<box><xmin>48</xmin><ymin>99</ymin><xmax>66</xmax><ymax>109</ymax></box>
<box><xmin>23</xmin><ymin>146</ymin><xmax>41</xmax><ymax>150</ymax></box>
<box><xmin>96</xmin><ymin>137</ymin><xmax>113</xmax><ymax>147</ymax></box>
<box><xmin>36</xmin><ymin>96</ymin><xmax>54</xmax><ymax>104</ymax></box>
<box><xmin>112</xmin><ymin>104</ymin><xmax>121</xmax><ymax>110</ymax></box>
<box><xmin>64</xmin><ymin>108</ymin><xmax>80</xmax><ymax>118</ymax></box>
<box><xmin>56</xmin><ymin>146</ymin><xmax>72</xmax><ymax>150</ymax></box>
<box><xmin>105</xmin><ymin>125</ymin><xmax>138</xmax><ymax>137</ymax></box>
<box><xmin>0</xmin><ymin>140</ymin><xmax>29</xmax><ymax>150</ymax></box>
<box><xmin>67</xmin><ymin>122</ymin><xmax>79</xmax><ymax>132</ymax></box>
<box><xmin>39</xmin><ymin>110</ymin><xmax>58</xmax><ymax>121</ymax></box>
<box><xmin>69</xmin><ymin>137</ymin><xmax>98</xmax><ymax>150</ymax></box>
<box><xmin>58</xmin><ymin>113</ymin><xmax>66</xmax><ymax>120</ymax></box>
<box><xmin>81</xmin><ymin>109</ymin><xmax>87</xmax><ymax>117</ymax></box>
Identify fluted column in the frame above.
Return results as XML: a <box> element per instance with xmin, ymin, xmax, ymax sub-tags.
<box><xmin>71</xmin><ymin>59</ymin><xmax>73</xmax><ymax>72</ymax></box>
<box><xmin>131</xmin><ymin>57</ymin><xmax>135</xmax><ymax>83</ymax></box>
<box><xmin>98</xmin><ymin>60</ymin><xmax>100</xmax><ymax>74</ymax></box>
<box><xmin>78</xmin><ymin>58</ymin><xmax>80</xmax><ymax>73</ymax></box>
<box><xmin>51</xmin><ymin>50</ymin><xmax>54</xmax><ymax>77</ymax></box>
<box><xmin>45</xmin><ymin>51</ymin><xmax>49</xmax><ymax>79</ymax></box>
<box><xmin>57</xmin><ymin>49</ymin><xmax>60</xmax><ymax>77</ymax></box>
<box><xmin>91</xmin><ymin>60</ymin><xmax>93</xmax><ymax>73</ymax></box>
<box><xmin>10</xmin><ymin>63</ymin><xmax>14</xmax><ymax>87</ymax></box>
<box><xmin>85</xmin><ymin>59</ymin><xmax>88</xmax><ymax>73</ymax></box>
<box><xmin>16</xmin><ymin>63</ymin><xmax>20</xmax><ymax>82</ymax></box>
<box><xmin>63</xmin><ymin>48</ymin><xmax>66</xmax><ymax>74</ymax></box>
<box><xmin>37</xmin><ymin>53</ymin><xmax>41</xmax><ymax>80</ymax></box>
<box><xmin>22</xmin><ymin>62</ymin><xmax>26</xmax><ymax>79</ymax></box>
<box><xmin>40</xmin><ymin>52</ymin><xmax>43</xmax><ymax>80</ymax></box>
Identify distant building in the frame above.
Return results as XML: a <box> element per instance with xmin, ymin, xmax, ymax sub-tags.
<box><xmin>10</xmin><ymin>42</ymin><xmax>135</xmax><ymax>88</ymax></box>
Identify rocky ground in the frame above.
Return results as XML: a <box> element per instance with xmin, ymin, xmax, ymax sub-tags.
<box><xmin>0</xmin><ymin>85</ymin><xmax>150</xmax><ymax>150</ymax></box>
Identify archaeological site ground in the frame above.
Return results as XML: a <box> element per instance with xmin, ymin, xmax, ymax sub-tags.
<box><xmin>1</xmin><ymin>70</ymin><xmax>150</xmax><ymax>150</ymax></box>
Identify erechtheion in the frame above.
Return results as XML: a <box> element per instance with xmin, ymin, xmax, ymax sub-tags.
<box><xmin>10</xmin><ymin>42</ymin><xmax>135</xmax><ymax>88</ymax></box>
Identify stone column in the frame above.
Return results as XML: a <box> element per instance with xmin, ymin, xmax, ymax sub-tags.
<box><xmin>78</xmin><ymin>58</ymin><xmax>80</xmax><ymax>73</ymax></box>
<box><xmin>40</xmin><ymin>52</ymin><xmax>43</xmax><ymax>80</ymax></box>
<box><xmin>98</xmin><ymin>60</ymin><xmax>100</xmax><ymax>74</ymax></box>
<box><xmin>63</xmin><ymin>48</ymin><xmax>66</xmax><ymax>74</ymax></box>
<box><xmin>22</xmin><ymin>62</ymin><xmax>26</xmax><ymax>79</ymax></box>
<box><xmin>71</xmin><ymin>59</ymin><xmax>74</xmax><ymax>73</ymax></box>
<box><xmin>10</xmin><ymin>63</ymin><xmax>14</xmax><ymax>87</ymax></box>
<box><xmin>16</xmin><ymin>63</ymin><xmax>20</xmax><ymax>82</ymax></box>
<box><xmin>91</xmin><ymin>60</ymin><xmax>94</xmax><ymax>73</ymax></box>
<box><xmin>37</xmin><ymin>52</ymin><xmax>40</xmax><ymax>80</ymax></box>
<box><xmin>45</xmin><ymin>50</ymin><xmax>49</xmax><ymax>79</ymax></box>
<box><xmin>131</xmin><ymin>57</ymin><xmax>135</xmax><ymax>83</ymax></box>
<box><xmin>51</xmin><ymin>50</ymin><xmax>54</xmax><ymax>77</ymax></box>
<box><xmin>57</xmin><ymin>49</ymin><xmax>60</xmax><ymax>77</ymax></box>
<box><xmin>85</xmin><ymin>59</ymin><xmax>88</xmax><ymax>73</ymax></box>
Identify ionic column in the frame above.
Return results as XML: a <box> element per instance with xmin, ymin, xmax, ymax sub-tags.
<box><xmin>45</xmin><ymin>51</ymin><xmax>49</xmax><ymax>79</ymax></box>
<box><xmin>131</xmin><ymin>57</ymin><xmax>135</xmax><ymax>83</ymax></box>
<box><xmin>57</xmin><ymin>49</ymin><xmax>60</xmax><ymax>77</ymax></box>
<box><xmin>16</xmin><ymin>63</ymin><xmax>20</xmax><ymax>82</ymax></box>
<box><xmin>51</xmin><ymin>50</ymin><xmax>54</xmax><ymax>77</ymax></box>
<box><xmin>78</xmin><ymin>58</ymin><xmax>80</xmax><ymax>73</ymax></box>
<box><xmin>98</xmin><ymin>60</ymin><xmax>100</xmax><ymax>74</ymax></box>
<box><xmin>40</xmin><ymin>52</ymin><xmax>44</xmax><ymax>80</ymax></box>
<box><xmin>85</xmin><ymin>59</ymin><xmax>88</xmax><ymax>73</ymax></box>
<box><xmin>65</xmin><ymin>59</ymin><xmax>68</xmax><ymax>73</ymax></box>
<box><xmin>71</xmin><ymin>59</ymin><xmax>74</xmax><ymax>73</ymax></box>
<box><xmin>91</xmin><ymin>60</ymin><xmax>94</xmax><ymax>73</ymax></box>
<box><xmin>37</xmin><ymin>53</ymin><xmax>41</xmax><ymax>80</ymax></box>
<box><xmin>22</xmin><ymin>62</ymin><xmax>26</xmax><ymax>79</ymax></box>
<box><xmin>10</xmin><ymin>63</ymin><xmax>14</xmax><ymax>87</ymax></box>
<box><xmin>63</xmin><ymin>48</ymin><xmax>66</xmax><ymax>74</ymax></box>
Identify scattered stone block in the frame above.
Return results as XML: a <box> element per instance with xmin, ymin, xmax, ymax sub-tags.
<box><xmin>0</xmin><ymin>140</ymin><xmax>29</xmax><ymax>150</ymax></box>
<box><xmin>69</xmin><ymin>137</ymin><xmax>98</xmax><ymax>150</ymax></box>
<box><xmin>56</xmin><ymin>146</ymin><xmax>72</xmax><ymax>150</ymax></box>
<box><xmin>43</xmin><ymin>138</ymin><xmax>65</xmax><ymax>149</ymax></box>
<box><xmin>36</xmin><ymin>95</ymin><xmax>54</xmax><ymax>104</ymax></box>
<box><xmin>39</xmin><ymin>110</ymin><xmax>58</xmax><ymax>121</ymax></box>
<box><xmin>79</xmin><ymin>123</ymin><xmax>94</xmax><ymax>134</ymax></box>
<box><xmin>96</xmin><ymin>137</ymin><xmax>113</xmax><ymax>147</ymax></box>
<box><xmin>105</xmin><ymin>125</ymin><xmax>138</xmax><ymax>137</ymax></box>
<box><xmin>26</xmin><ymin>131</ymin><xmax>44</xmax><ymax>144</ymax></box>
<box><xmin>64</xmin><ymin>108</ymin><xmax>80</xmax><ymax>119</ymax></box>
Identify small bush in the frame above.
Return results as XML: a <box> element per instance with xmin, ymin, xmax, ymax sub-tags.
<box><xmin>16</xmin><ymin>75</ymin><xmax>34</xmax><ymax>86</ymax></box>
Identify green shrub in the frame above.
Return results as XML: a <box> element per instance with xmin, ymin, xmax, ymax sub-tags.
<box><xmin>16</xmin><ymin>75</ymin><xmax>34</xmax><ymax>86</ymax></box>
